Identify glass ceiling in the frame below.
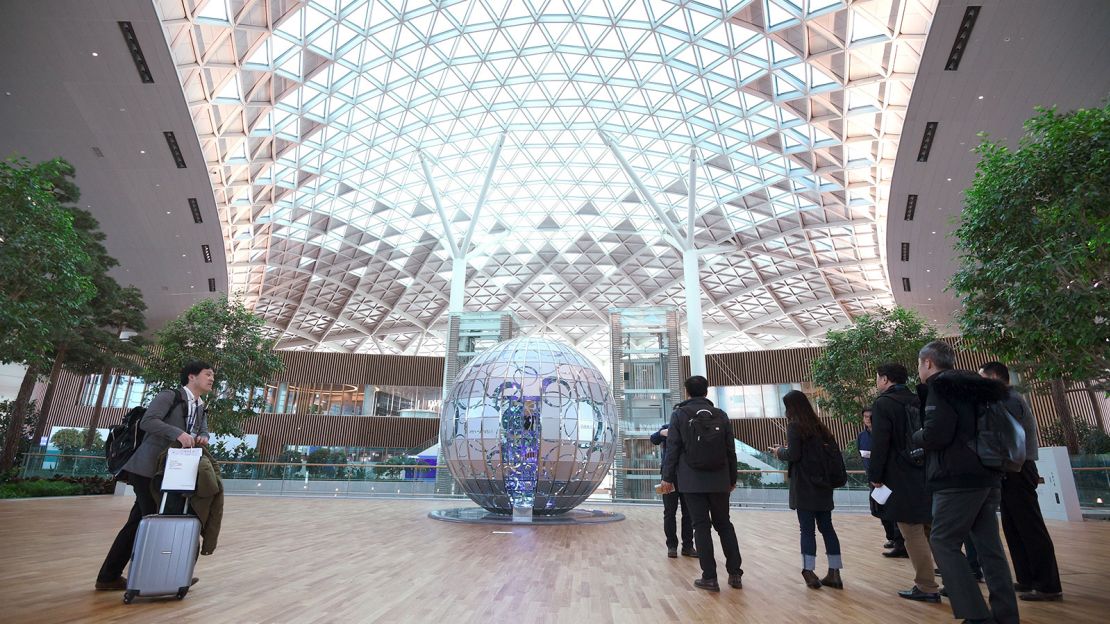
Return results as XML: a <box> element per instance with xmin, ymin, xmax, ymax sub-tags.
<box><xmin>155</xmin><ymin>0</ymin><xmax>937</xmax><ymax>363</ymax></box>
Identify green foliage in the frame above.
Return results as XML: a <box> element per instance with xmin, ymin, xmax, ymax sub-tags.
<box><xmin>0</xmin><ymin>158</ymin><xmax>96</xmax><ymax>367</ymax></box>
<box><xmin>811</xmin><ymin>307</ymin><xmax>938</xmax><ymax>423</ymax></box>
<box><xmin>735</xmin><ymin>461</ymin><xmax>764</xmax><ymax>488</ymax></box>
<box><xmin>142</xmin><ymin>297</ymin><xmax>284</xmax><ymax>436</ymax></box>
<box><xmin>1041</xmin><ymin>419</ymin><xmax>1110</xmax><ymax>455</ymax></box>
<box><xmin>373</xmin><ymin>454</ymin><xmax>423</xmax><ymax>480</ymax></box>
<box><xmin>950</xmin><ymin>103</ymin><xmax>1110</xmax><ymax>391</ymax></box>
<box><xmin>50</xmin><ymin>427</ymin><xmax>104</xmax><ymax>455</ymax></box>
<box><xmin>0</xmin><ymin>479</ymin><xmax>82</xmax><ymax>499</ymax></box>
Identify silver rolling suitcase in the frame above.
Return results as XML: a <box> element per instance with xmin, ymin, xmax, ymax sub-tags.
<box><xmin>123</xmin><ymin>493</ymin><xmax>200</xmax><ymax>604</ymax></box>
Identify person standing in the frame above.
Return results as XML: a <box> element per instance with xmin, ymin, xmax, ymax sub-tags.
<box><xmin>95</xmin><ymin>361</ymin><xmax>213</xmax><ymax>591</ymax></box>
<box><xmin>859</xmin><ymin>408</ymin><xmax>905</xmax><ymax>554</ymax></box>
<box><xmin>868</xmin><ymin>363</ymin><xmax>939</xmax><ymax>603</ymax></box>
<box><xmin>771</xmin><ymin>390</ymin><xmax>844</xmax><ymax>590</ymax></box>
<box><xmin>651</xmin><ymin>423</ymin><xmax>696</xmax><ymax>559</ymax></box>
<box><xmin>913</xmin><ymin>341</ymin><xmax>1019</xmax><ymax>624</ymax></box>
<box><xmin>660</xmin><ymin>375</ymin><xmax>743</xmax><ymax>592</ymax></box>
<box><xmin>980</xmin><ymin>361</ymin><xmax>1063</xmax><ymax>602</ymax></box>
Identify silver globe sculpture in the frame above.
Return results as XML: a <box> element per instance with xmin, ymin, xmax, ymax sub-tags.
<box><xmin>439</xmin><ymin>337</ymin><xmax>618</xmax><ymax>515</ymax></box>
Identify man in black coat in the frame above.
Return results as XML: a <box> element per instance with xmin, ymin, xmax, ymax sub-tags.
<box><xmin>912</xmin><ymin>342</ymin><xmax>1019</xmax><ymax>624</ymax></box>
<box><xmin>868</xmin><ymin>363</ymin><xmax>939</xmax><ymax>603</ymax></box>
<box><xmin>650</xmin><ymin>423</ymin><xmax>696</xmax><ymax>559</ymax></box>
<box><xmin>660</xmin><ymin>375</ymin><xmax>742</xmax><ymax>592</ymax></box>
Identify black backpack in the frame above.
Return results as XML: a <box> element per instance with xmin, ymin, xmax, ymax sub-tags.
<box><xmin>807</xmin><ymin>436</ymin><xmax>848</xmax><ymax>489</ymax></box>
<box><xmin>683</xmin><ymin>406</ymin><xmax>731</xmax><ymax>471</ymax></box>
<box><xmin>105</xmin><ymin>389</ymin><xmax>183</xmax><ymax>481</ymax></box>
<box><xmin>970</xmin><ymin>401</ymin><xmax>1026</xmax><ymax>473</ymax></box>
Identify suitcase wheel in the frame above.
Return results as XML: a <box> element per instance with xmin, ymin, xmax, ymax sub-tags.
<box><xmin>123</xmin><ymin>590</ymin><xmax>137</xmax><ymax>604</ymax></box>
<box><xmin>176</xmin><ymin>587</ymin><xmax>188</xmax><ymax>600</ymax></box>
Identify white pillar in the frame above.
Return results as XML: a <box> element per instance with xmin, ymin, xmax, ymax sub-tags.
<box><xmin>683</xmin><ymin>250</ymin><xmax>707</xmax><ymax>377</ymax></box>
<box><xmin>449</xmin><ymin>256</ymin><xmax>467</xmax><ymax>314</ymax></box>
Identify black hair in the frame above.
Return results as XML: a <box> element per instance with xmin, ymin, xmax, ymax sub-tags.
<box><xmin>783</xmin><ymin>390</ymin><xmax>833</xmax><ymax>441</ymax></box>
<box><xmin>918</xmin><ymin>340</ymin><xmax>955</xmax><ymax>370</ymax></box>
<box><xmin>180</xmin><ymin>360</ymin><xmax>213</xmax><ymax>386</ymax></box>
<box><xmin>876</xmin><ymin>362</ymin><xmax>909</xmax><ymax>384</ymax></box>
<box><xmin>684</xmin><ymin>375</ymin><xmax>708</xmax><ymax>398</ymax></box>
<box><xmin>980</xmin><ymin>361</ymin><xmax>1010</xmax><ymax>381</ymax></box>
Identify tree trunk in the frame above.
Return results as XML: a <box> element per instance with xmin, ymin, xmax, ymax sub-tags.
<box><xmin>1049</xmin><ymin>379</ymin><xmax>1080</xmax><ymax>454</ymax></box>
<box><xmin>0</xmin><ymin>366</ymin><xmax>40</xmax><ymax>474</ymax></box>
<box><xmin>31</xmin><ymin>348</ymin><xmax>67</xmax><ymax>449</ymax></box>
<box><xmin>88</xmin><ymin>365</ymin><xmax>112</xmax><ymax>448</ymax></box>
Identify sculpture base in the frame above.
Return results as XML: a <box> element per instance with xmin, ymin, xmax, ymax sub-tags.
<box><xmin>428</xmin><ymin>507</ymin><xmax>624</xmax><ymax>525</ymax></box>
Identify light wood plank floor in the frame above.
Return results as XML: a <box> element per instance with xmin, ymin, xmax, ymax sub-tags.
<box><xmin>0</xmin><ymin>495</ymin><xmax>1105</xmax><ymax>623</ymax></box>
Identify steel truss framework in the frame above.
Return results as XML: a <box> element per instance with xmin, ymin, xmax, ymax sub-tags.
<box><xmin>155</xmin><ymin>0</ymin><xmax>937</xmax><ymax>364</ymax></box>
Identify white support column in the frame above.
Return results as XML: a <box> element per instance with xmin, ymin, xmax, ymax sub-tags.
<box><xmin>684</xmin><ymin>253</ymin><xmax>707</xmax><ymax>377</ymax></box>
<box><xmin>449</xmin><ymin>255</ymin><xmax>467</xmax><ymax>314</ymax></box>
<box><xmin>459</xmin><ymin>131</ymin><xmax>507</xmax><ymax>256</ymax></box>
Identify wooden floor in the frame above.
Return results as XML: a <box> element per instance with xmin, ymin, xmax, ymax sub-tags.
<box><xmin>0</xmin><ymin>496</ymin><xmax>1106</xmax><ymax>624</ymax></box>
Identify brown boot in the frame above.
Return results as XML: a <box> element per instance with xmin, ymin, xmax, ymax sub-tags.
<box><xmin>821</xmin><ymin>569</ymin><xmax>843</xmax><ymax>589</ymax></box>
<box><xmin>801</xmin><ymin>569</ymin><xmax>822</xmax><ymax>589</ymax></box>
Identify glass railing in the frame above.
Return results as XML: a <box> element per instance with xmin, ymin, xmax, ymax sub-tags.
<box><xmin>19</xmin><ymin>452</ymin><xmax>1110</xmax><ymax>511</ymax></box>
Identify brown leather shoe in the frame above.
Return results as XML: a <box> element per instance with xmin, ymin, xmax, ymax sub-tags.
<box><xmin>802</xmin><ymin>569</ymin><xmax>822</xmax><ymax>589</ymax></box>
<box><xmin>693</xmin><ymin>578</ymin><xmax>720</xmax><ymax>592</ymax></box>
<box><xmin>728</xmin><ymin>574</ymin><xmax>743</xmax><ymax>589</ymax></box>
<box><xmin>95</xmin><ymin>576</ymin><xmax>127</xmax><ymax>591</ymax></box>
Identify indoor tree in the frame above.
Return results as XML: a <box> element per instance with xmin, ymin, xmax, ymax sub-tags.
<box><xmin>142</xmin><ymin>297</ymin><xmax>284</xmax><ymax>436</ymax></box>
<box><xmin>950</xmin><ymin>103</ymin><xmax>1110</xmax><ymax>453</ymax></box>
<box><xmin>0</xmin><ymin>158</ymin><xmax>95</xmax><ymax>473</ymax></box>
<box><xmin>811</xmin><ymin>307</ymin><xmax>938</xmax><ymax>424</ymax></box>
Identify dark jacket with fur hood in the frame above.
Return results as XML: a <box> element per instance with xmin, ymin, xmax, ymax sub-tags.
<box><xmin>912</xmin><ymin>369</ymin><xmax>1009</xmax><ymax>492</ymax></box>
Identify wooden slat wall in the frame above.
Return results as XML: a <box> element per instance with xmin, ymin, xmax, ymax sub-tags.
<box><xmin>34</xmin><ymin>342</ymin><xmax>1106</xmax><ymax>460</ymax></box>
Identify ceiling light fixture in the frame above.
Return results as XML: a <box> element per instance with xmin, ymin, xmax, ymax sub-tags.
<box><xmin>91</xmin><ymin>52</ymin><xmax>99</xmax><ymax>57</ymax></box>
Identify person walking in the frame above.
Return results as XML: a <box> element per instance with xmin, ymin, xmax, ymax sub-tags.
<box><xmin>914</xmin><ymin>341</ymin><xmax>1019</xmax><ymax>624</ymax></box>
<box><xmin>771</xmin><ymin>390</ymin><xmax>844</xmax><ymax>590</ymax></box>
<box><xmin>860</xmin><ymin>407</ymin><xmax>905</xmax><ymax>554</ymax></box>
<box><xmin>980</xmin><ymin>361</ymin><xmax>1063</xmax><ymax>602</ymax></box>
<box><xmin>660</xmin><ymin>375</ymin><xmax>743</xmax><ymax>592</ymax></box>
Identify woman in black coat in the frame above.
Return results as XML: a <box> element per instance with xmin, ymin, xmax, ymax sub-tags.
<box><xmin>771</xmin><ymin>390</ymin><xmax>844</xmax><ymax>590</ymax></box>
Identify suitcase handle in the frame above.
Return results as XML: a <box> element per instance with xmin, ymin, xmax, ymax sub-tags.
<box><xmin>158</xmin><ymin>491</ymin><xmax>191</xmax><ymax>515</ymax></box>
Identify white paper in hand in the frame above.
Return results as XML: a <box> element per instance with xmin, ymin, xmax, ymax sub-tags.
<box><xmin>163</xmin><ymin>447</ymin><xmax>202</xmax><ymax>491</ymax></box>
<box><xmin>871</xmin><ymin>484</ymin><xmax>893</xmax><ymax>505</ymax></box>
<box><xmin>859</xmin><ymin>450</ymin><xmax>872</xmax><ymax>458</ymax></box>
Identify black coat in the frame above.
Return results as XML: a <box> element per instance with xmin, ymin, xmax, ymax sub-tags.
<box><xmin>868</xmin><ymin>385</ymin><xmax>931</xmax><ymax>524</ymax></box>
<box><xmin>660</xmin><ymin>397</ymin><xmax>737</xmax><ymax>494</ymax></box>
<box><xmin>775</xmin><ymin>422</ymin><xmax>834</xmax><ymax>512</ymax></box>
<box><xmin>912</xmin><ymin>369</ymin><xmax>1009</xmax><ymax>492</ymax></box>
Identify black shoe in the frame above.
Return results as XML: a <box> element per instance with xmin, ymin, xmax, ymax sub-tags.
<box><xmin>1019</xmin><ymin>590</ymin><xmax>1063</xmax><ymax>602</ymax></box>
<box><xmin>883</xmin><ymin>540</ymin><xmax>896</xmax><ymax>549</ymax></box>
<box><xmin>935</xmin><ymin>568</ymin><xmax>941</xmax><ymax>575</ymax></box>
<box><xmin>668</xmin><ymin>547</ymin><xmax>678</xmax><ymax>559</ymax></box>
<box><xmin>694</xmin><ymin>577</ymin><xmax>720</xmax><ymax>592</ymax></box>
<box><xmin>821</xmin><ymin>569</ymin><xmax>843</xmax><ymax>589</ymax></box>
<box><xmin>728</xmin><ymin>573</ymin><xmax>743</xmax><ymax>589</ymax></box>
<box><xmin>961</xmin><ymin>620</ymin><xmax>995</xmax><ymax>624</ymax></box>
<box><xmin>95</xmin><ymin>576</ymin><xmax>127</xmax><ymax>591</ymax></box>
<box><xmin>191</xmin><ymin>577</ymin><xmax>199</xmax><ymax>587</ymax></box>
<box><xmin>1013</xmin><ymin>582</ymin><xmax>1032</xmax><ymax>592</ymax></box>
<box><xmin>898</xmin><ymin>586</ymin><xmax>941</xmax><ymax>603</ymax></box>
<box><xmin>681</xmin><ymin>547</ymin><xmax>699</xmax><ymax>558</ymax></box>
<box><xmin>802</xmin><ymin>569</ymin><xmax>822</xmax><ymax>589</ymax></box>
<box><xmin>882</xmin><ymin>548</ymin><xmax>909</xmax><ymax>558</ymax></box>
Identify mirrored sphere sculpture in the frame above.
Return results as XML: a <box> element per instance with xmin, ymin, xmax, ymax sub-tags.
<box><xmin>440</xmin><ymin>337</ymin><xmax>617</xmax><ymax>515</ymax></box>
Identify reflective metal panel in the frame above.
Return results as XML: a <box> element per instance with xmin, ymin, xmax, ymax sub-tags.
<box><xmin>440</xmin><ymin>337</ymin><xmax>618</xmax><ymax>514</ymax></box>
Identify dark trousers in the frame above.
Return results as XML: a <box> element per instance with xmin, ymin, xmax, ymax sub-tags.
<box><xmin>882</xmin><ymin>515</ymin><xmax>903</xmax><ymax>544</ymax></box>
<box><xmin>931</xmin><ymin>488</ymin><xmax>1018</xmax><ymax>624</ymax></box>
<box><xmin>797</xmin><ymin>509</ymin><xmax>842</xmax><ymax>570</ymax></box>
<box><xmin>98</xmin><ymin>474</ymin><xmax>157</xmax><ymax>582</ymax></box>
<box><xmin>684</xmin><ymin>492</ymin><xmax>743</xmax><ymax>580</ymax></box>
<box><xmin>662</xmin><ymin>491</ymin><xmax>693</xmax><ymax>549</ymax></box>
<box><xmin>1001</xmin><ymin>460</ymin><xmax>1061</xmax><ymax>593</ymax></box>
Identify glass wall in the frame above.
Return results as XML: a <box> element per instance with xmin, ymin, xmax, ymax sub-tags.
<box><xmin>710</xmin><ymin>382</ymin><xmax>822</xmax><ymax>419</ymax></box>
<box><xmin>80</xmin><ymin>374</ymin><xmax>146</xmax><ymax>409</ymax></box>
<box><xmin>258</xmin><ymin>383</ymin><xmax>441</xmax><ymax>416</ymax></box>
